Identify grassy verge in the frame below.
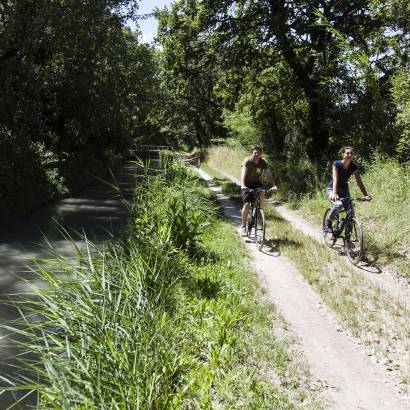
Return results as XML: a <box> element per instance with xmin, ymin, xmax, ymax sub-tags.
<box><xmin>204</xmin><ymin>145</ymin><xmax>246</xmax><ymax>182</ymax></box>
<box><xmin>1</xmin><ymin>155</ymin><xmax>325</xmax><ymax>408</ymax></box>
<box><xmin>202</xmin><ymin>161</ymin><xmax>410</xmax><ymax>393</ymax></box>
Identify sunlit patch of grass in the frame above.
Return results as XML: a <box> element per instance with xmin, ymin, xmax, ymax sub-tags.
<box><xmin>204</xmin><ymin>145</ymin><xmax>247</xmax><ymax>182</ymax></box>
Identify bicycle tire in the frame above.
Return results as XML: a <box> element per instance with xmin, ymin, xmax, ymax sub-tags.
<box><xmin>344</xmin><ymin>218</ymin><xmax>363</xmax><ymax>265</ymax></box>
<box><xmin>246</xmin><ymin>208</ymin><xmax>253</xmax><ymax>238</ymax></box>
<box><xmin>322</xmin><ymin>208</ymin><xmax>336</xmax><ymax>247</ymax></box>
<box><xmin>254</xmin><ymin>208</ymin><xmax>266</xmax><ymax>250</ymax></box>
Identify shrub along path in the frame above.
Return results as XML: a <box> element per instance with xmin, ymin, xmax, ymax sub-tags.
<box><xmin>196</xmin><ymin>167</ymin><xmax>408</xmax><ymax>410</ymax></box>
<box><xmin>216</xmin><ymin>170</ymin><xmax>410</xmax><ymax>304</ymax></box>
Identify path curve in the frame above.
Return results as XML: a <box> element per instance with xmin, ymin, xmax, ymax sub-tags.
<box><xmin>197</xmin><ymin>167</ymin><xmax>408</xmax><ymax>410</ymax></box>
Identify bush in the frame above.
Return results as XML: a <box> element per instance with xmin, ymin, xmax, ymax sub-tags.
<box><xmin>0</xmin><ymin>127</ymin><xmax>63</xmax><ymax>223</ymax></box>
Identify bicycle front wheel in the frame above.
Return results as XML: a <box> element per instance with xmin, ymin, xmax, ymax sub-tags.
<box><xmin>254</xmin><ymin>209</ymin><xmax>265</xmax><ymax>250</ymax></box>
<box><xmin>344</xmin><ymin>218</ymin><xmax>363</xmax><ymax>265</ymax></box>
<box><xmin>322</xmin><ymin>208</ymin><xmax>336</xmax><ymax>248</ymax></box>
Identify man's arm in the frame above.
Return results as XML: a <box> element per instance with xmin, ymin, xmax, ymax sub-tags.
<box><xmin>265</xmin><ymin>168</ymin><xmax>278</xmax><ymax>191</ymax></box>
<box><xmin>241</xmin><ymin>163</ymin><xmax>248</xmax><ymax>189</ymax></box>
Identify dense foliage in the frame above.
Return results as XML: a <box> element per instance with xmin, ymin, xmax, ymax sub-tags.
<box><xmin>0</xmin><ymin>0</ymin><xmax>158</xmax><ymax>222</ymax></box>
<box><xmin>155</xmin><ymin>0</ymin><xmax>410</xmax><ymax>162</ymax></box>
<box><xmin>2</xmin><ymin>0</ymin><xmax>409</xmax><ymax>219</ymax></box>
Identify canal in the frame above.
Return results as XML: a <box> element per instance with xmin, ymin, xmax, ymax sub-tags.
<box><xmin>0</xmin><ymin>162</ymin><xmax>141</xmax><ymax>407</ymax></box>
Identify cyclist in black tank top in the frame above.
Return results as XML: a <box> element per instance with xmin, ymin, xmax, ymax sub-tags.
<box><xmin>325</xmin><ymin>146</ymin><xmax>371</xmax><ymax>230</ymax></box>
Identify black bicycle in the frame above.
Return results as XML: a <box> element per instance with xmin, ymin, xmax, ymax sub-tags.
<box><xmin>245</xmin><ymin>188</ymin><xmax>272</xmax><ymax>250</ymax></box>
<box><xmin>322</xmin><ymin>197</ymin><xmax>370</xmax><ymax>265</ymax></box>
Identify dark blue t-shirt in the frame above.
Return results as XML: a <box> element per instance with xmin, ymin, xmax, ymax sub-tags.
<box><xmin>327</xmin><ymin>160</ymin><xmax>358</xmax><ymax>193</ymax></box>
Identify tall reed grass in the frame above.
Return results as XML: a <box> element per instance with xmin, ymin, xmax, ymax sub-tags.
<box><xmin>1</xmin><ymin>154</ymin><xmax>300</xmax><ymax>408</ymax></box>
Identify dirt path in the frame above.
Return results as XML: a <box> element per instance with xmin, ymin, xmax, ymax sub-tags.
<box><xmin>197</xmin><ymin>168</ymin><xmax>408</xmax><ymax>410</ymax></box>
<box><xmin>217</xmin><ymin>170</ymin><xmax>410</xmax><ymax>305</ymax></box>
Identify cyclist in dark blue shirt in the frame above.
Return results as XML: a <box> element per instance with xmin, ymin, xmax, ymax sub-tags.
<box><xmin>325</xmin><ymin>146</ymin><xmax>371</xmax><ymax>231</ymax></box>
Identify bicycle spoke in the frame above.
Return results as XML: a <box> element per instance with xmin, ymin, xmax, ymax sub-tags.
<box><xmin>254</xmin><ymin>209</ymin><xmax>265</xmax><ymax>250</ymax></box>
<box><xmin>345</xmin><ymin>218</ymin><xmax>363</xmax><ymax>265</ymax></box>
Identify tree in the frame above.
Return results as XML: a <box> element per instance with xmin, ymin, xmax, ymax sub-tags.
<box><xmin>0</xmin><ymin>0</ymin><xmax>160</xmax><ymax>221</ymax></box>
<box><xmin>156</xmin><ymin>0</ymin><xmax>408</xmax><ymax>161</ymax></box>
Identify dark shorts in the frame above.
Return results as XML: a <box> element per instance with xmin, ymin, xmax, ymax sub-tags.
<box><xmin>241</xmin><ymin>182</ymin><xmax>264</xmax><ymax>204</ymax></box>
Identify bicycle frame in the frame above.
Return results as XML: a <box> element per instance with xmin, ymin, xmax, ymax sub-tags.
<box><xmin>323</xmin><ymin>197</ymin><xmax>367</xmax><ymax>265</ymax></box>
<box><xmin>245</xmin><ymin>188</ymin><xmax>271</xmax><ymax>250</ymax></box>
<box><xmin>332</xmin><ymin>198</ymin><xmax>355</xmax><ymax>239</ymax></box>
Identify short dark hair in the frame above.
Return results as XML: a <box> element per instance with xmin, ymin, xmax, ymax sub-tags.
<box><xmin>252</xmin><ymin>146</ymin><xmax>262</xmax><ymax>153</ymax></box>
<box><xmin>339</xmin><ymin>145</ymin><xmax>354</xmax><ymax>156</ymax></box>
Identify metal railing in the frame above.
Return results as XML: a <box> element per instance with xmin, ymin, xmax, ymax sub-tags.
<box><xmin>133</xmin><ymin>145</ymin><xmax>173</xmax><ymax>152</ymax></box>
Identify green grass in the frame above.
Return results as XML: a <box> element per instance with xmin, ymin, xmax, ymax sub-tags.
<box><xmin>204</xmin><ymin>145</ymin><xmax>246</xmax><ymax>182</ymax></box>
<box><xmin>1</xmin><ymin>155</ymin><xmax>325</xmax><ymax>408</ymax></box>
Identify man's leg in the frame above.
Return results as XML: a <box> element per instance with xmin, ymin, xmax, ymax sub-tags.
<box><xmin>258</xmin><ymin>191</ymin><xmax>265</xmax><ymax>207</ymax></box>
<box><xmin>242</xmin><ymin>202</ymin><xmax>251</xmax><ymax>227</ymax></box>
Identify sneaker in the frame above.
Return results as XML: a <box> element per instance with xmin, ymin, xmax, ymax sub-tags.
<box><xmin>325</xmin><ymin>219</ymin><xmax>333</xmax><ymax>233</ymax></box>
<box><xmin>241</xmin><ymin>225</ymin><xmax>247</xmax><ymax>234</ymax></box>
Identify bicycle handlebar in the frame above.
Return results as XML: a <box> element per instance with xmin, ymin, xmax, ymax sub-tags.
<box><xmin>334</xmin><ymin>196</ymin><xmax>372</xmax><ymax>202</ymax></box>
<box><xmin>354</xmin><ymin>196</ymin><xmax>372</xmax><ymax>202</ymax></box>
<box><xmin>247</xmin><ymin>187</ymin><xmax>275</xmax><ymax>194</ymax></box>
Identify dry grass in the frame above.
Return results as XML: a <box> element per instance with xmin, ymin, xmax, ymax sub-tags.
<box><xmin>205</xmin><ymin>145</ymin><xmax>246</xmax><ymax>182</ymax></box>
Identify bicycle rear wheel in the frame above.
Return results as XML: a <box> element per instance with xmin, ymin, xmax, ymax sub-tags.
<box><xmin>322</xmin><ymin>208</ymin><xmax>336</xmax><ymax>247</ymax></box>
<box><xmin>254</xmin><ymin>209</ymin><xmax>265</xmax><ymax>250</ymax></box>
<box><xmin>344</xmin><ymin>218</ymin><xmax>363</xmax><ymax>265</ymax></box>
<box><xmin>246</xmin><ymin>207</ymin><xmax>253</xmax><ymax>237</ymax></box>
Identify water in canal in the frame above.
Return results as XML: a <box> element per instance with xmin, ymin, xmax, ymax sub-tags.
<box><xmin>0</xmin><ymin>162</ymin><xmax>141</xmax><ymax>407</ymax></box>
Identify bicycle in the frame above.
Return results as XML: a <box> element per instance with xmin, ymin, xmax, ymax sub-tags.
<box><xmin>322</xmin><ymin>197</ymin><xmax>370</xmax><ymax>265</ymax></box>
<box><xmin>245</xmin><ymin>188</ymin><xmax>273</xmax><ymax>250</ymax></box>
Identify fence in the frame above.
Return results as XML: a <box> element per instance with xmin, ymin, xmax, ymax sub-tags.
<box><xmin>133</xmin><ymin>145</ymin><xmax>173</xmax><ymax>152</ymax></box>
